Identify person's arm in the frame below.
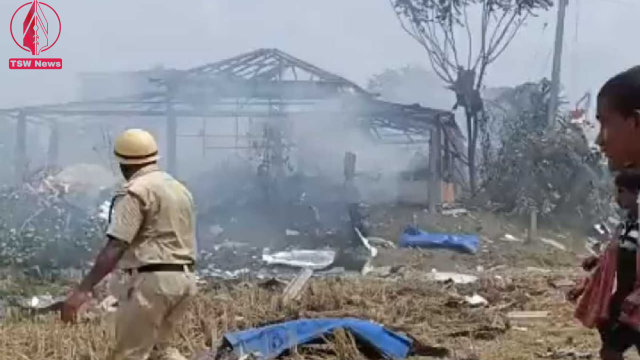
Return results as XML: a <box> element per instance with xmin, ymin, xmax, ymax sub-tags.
<box><xmin>77</xmin><ymin>237</ymin><xmax>128</xmax><ymax>293</ymax></box>
<box><xmin>61</xmin><ymin>192</ymin><xmax>144</xmax><ymax>323</ymax></box>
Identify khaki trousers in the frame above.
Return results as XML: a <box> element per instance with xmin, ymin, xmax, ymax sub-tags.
<box><xmin>107</xmin><ymin>269</ymin><xmax>197</xmax><ymax>360</ymax></box>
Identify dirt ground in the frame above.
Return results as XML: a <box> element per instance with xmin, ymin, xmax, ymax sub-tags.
<box><xmin>0</xmin><ymin>208</ymin><xmax>625</xmax><ymax>360</ymax></box>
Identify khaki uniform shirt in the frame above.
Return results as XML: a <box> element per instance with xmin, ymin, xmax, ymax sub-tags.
<box><xmin>106</xmin><ymin>164</ymin><xmax>197</xmax><ymax>269</ymax></box>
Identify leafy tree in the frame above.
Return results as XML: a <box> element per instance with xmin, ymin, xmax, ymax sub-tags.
<box><xmin>390</xmin><ymin>0</ymin><xmax>553</xmax><ymax>194</ymax></box>
<box><xmin>481</xmin><ymin>79</ymin><xmax>611</xmax><ymax>229</ymax></box>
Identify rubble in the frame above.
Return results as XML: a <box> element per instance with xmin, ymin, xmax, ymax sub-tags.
<box><xmin>539</xmin><ymin>237</ymin><xmax>567</xmax><ymax>251</ymax></box>
<box><xmin>464</xmin><ymin>294</ymin><xmax>489</xmax><ymax>307</ymax></box>
<box><xmin>281</xmin><ymin>268</ymin><xmax>313</xmax><ymax>305</ymax></box>
<box><xmin>425</xmin><ymin>270</ymin><xmax>478</xmax><ymax>284</ymax></box>
<box><xmin>441</xmin><ymin>208</ymin><xmax>469</xmax><ymax>217</ymax></box>
<box><xmin>0</xmin><ymin>166</ymin><xmax>108</xmax><ymax>271</ymax></box>
<box><xmin>262</xmin><ymin>250</ymin><xmax>336</xmax><ymax>270</ymax></box>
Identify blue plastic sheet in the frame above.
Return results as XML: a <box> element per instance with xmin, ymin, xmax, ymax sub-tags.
<box><xmin>399</xmin><ymin>226</ymin><xmax>480</xmax><ymax>254</ymax></box>
<box><xmin>223</xmin><ymin>318</ymin><xmax>412</xmax><ymax>360</ymax></box>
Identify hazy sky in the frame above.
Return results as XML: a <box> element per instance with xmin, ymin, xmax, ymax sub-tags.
<box><xmin>1</xmin><ymin>0</ymin><xmax>638</xmax><ymax>110</ymax></box>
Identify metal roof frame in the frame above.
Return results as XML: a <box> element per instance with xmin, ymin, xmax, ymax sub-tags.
<box><xmin>0</xmin><ymin>48</ymin><xmax>467</xmax><ymax>165</ymax></box>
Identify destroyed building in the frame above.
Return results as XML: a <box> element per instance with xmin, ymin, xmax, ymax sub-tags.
<box><xmin>0</xmin><ymin>48</ymin><xmax>467</xmax><ymax>273</ymax></box>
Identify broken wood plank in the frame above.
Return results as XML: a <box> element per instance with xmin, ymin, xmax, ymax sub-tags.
<box><xmin>507</xmin><ymin>311</ymin><xmax>549</xmax><ymax>318</ymax></box>
<box><xmin>282</xmin><ymin>268</ymin><xmax>313</xmax><ymax>305</ymax></box>
<box><xmin>539</xmin><ymin>237</ymin><xmax>566</xmax><ymax>251</ymax></box>
<box><xmin>507</xmin><ymin>311</ymin><xmax>550</xmax><ymax>324</ymax></box>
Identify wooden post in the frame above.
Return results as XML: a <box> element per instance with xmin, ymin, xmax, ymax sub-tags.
<box><xmin>344</xmin><ymin>151</ymin><xmax>356</xmax><ymax>182</ymax></box>
<box><xmin>528</xmin><ymin>207</ymin><xmax>538</xmax><ymax>242</ymax></box>
<box><xmin>15</xmin><ymin>111</ymin><xmax>27</xmax><ymax>183</ymax></box>
<box><xmin>428</xmin><ymin>122</ymin><xmax>442</xmax><ymax>212</ymax></box>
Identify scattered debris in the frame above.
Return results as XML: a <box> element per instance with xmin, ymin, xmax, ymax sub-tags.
<box><xmin>218</xmin><ymin>318</ymin><xmax>416</xmax><ymax>360</ymax></box>
<box><xmin>426</xmin><ymin>270</ymin><xmax>478</xmax><ymax>284</ymax></box>
<box><xmin>501</xmin><ymin>234</ymin><xmax>524</xmax><ymax>243</ymax></box>
<box><xmin>366</xmin><ymin>236</ymin><xmax>396</xmax><ymax>248</ymax></box>
<box><xmin>539</xmin><ymin>238</ymin><xmax>567</xmax><ymax>251</ymax></box>
<box><xmin>399</xmin><ymin>226</ymin><xmax>480</xmax><ymax>254</ymax></box>
<box><xmin>262</xmin><ymin>250</ymin><xmax>336</xmax><ymax>270</ymax></box>
<box><xmin>281</xmin><ymin>268</ymin><xmax>313</xmax><ymax>305</ymax></box>
<box><xmin>441</xmin><ymin>208</ymin><xmax>468</xmax><ymax>217</ymax></box>
<box><xmin>464</xmin><ymin>294</ymin><xmax>489</xmax><ymax>307</ymax></box>
<box><xmin>354</xmin><ymin>228</ymin><xmax>378</xmax><ymax>258</ymax></box>
<box><xmin>362</xmin><ymin>265</ymin><xmax>392</xmax><ymax>277</ymax></box>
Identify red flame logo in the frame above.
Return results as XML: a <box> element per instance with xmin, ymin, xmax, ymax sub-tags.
<box><xmin>10</xmin><ymin>1</ymin><xmax>61</xmax><ymax>55</ymax></box>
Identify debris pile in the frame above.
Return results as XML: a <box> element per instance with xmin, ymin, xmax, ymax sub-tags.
<box><xmin>0</xmin><ymin>166</ymin><xmax>108</xmax><ymax>272</ymax></box>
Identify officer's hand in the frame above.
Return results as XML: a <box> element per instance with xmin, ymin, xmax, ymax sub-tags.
<box><xmin>61</xmin><ymin>289</ymin><xmax>92</xmax><ymax>324</ymax></box>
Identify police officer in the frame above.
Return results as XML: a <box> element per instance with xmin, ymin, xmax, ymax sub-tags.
<box><xmin>61</xmin><ymin>128</ymin><xmax>197</xmax><ymax>360</ymax></box>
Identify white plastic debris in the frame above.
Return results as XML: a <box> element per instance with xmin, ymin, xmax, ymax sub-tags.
<box><xmin>501</xmin><ymin>234</ymin><xmax>524</xmax><ymax>243</ymax></box>
<box><xmin>354</xmin><ymin>228</ymin><xmax>378</xmax><ymax>257</ymax></box>
<box><xmin>262</xmin><ymin>250</ymin><xmax>336</xmax><ymax>270</ymax></box>
<box><xmin>539</xmin><ymin>237</ymin><xmax>566</xmax><ymax>251</ymax></box>
<box><xmin>426</xmin><ymin>270</ymin><xmax>478</xmax><ymax>284</ymax></box>
<box><xmin>366</xmin><ymin>237</ymin><xmax>396</xmax><ymax>249</ymax></box>
<box><xmin>465</xmin><ymin>294</ymin><xmax>488</xmax><ymax>307</ymax></box>
<box><xmin>441</xmin><ymin>208</ymin><xmax>468</xmax><ymax>217</ymax></box>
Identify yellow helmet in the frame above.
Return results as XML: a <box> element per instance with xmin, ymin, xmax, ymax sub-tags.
<box><xmin>113</xmin><ymin>128</ymin><xmax>160</xmax><ymax>165</ymax></box>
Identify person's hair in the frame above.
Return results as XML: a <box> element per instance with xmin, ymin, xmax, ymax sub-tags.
<box><xmin>615</xmin><ymin>171</ymin><xmax>640</xmax><ymax>192</ymax></box>
<box><xmin>598</xmin><ymin>65</ymin><xmax>640</xmax><ymax>117</ymax></box>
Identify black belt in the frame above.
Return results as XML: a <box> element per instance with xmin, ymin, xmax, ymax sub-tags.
<box><xmin>125</xmin><ymin>263</ymin><xmax>194</xmax><ymax>274</ymax></box>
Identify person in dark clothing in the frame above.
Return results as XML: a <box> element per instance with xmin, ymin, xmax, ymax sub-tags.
<box><xmin>597</xmin><ymin>173</ymin><xmax>640</xmax><ymax>359</ymax></box>
<box><xmin>593</xmin><ymin>65</ymin><xmax>640</xmax><ymax>360</ymax></box>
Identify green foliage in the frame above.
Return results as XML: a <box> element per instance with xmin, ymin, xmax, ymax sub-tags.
<box><xmin>481</xmin><ymin>80</ymin><xmax>612</xmax><ymax>227</ymax></box>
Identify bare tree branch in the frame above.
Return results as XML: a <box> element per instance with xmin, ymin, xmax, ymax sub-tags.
<box><xmin>462</xmin><ymin>5</ymin><xmax>473</xmax><ymax>69</ymax></box>
<box><xmin>488</xmin><ymin>17</ymin><xmax>527</xmax><ymax>63</ymax></box>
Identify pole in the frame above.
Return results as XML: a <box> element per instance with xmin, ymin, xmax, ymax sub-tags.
<box><xmin>547</xmin><ymin>0</ymin><xmax>568</xmax><ymax>128</ymax></box>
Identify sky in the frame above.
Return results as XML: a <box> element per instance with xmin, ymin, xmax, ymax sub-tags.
<box><xmin>0</xmin><ymin>0</ymin><xmax>639</xmax><ymax>110</ymax></box>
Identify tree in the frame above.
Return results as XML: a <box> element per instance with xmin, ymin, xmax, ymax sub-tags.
<box><xmin>367</xmin><ymin>65</ymin><xmax>453</xmax><ymax>108</ymax></box>
<box><xmin>481</xmin><ymin>79</ymin><xmax>611</xmax><ymax>229</ymax></box>
<box><xmin>390</xmin><ymin>0</ymin><xmax>553</xmax><ymax>194</ymax></box>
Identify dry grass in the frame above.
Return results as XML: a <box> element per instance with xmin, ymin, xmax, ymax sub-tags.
<box><xmin>0</xmin><ymin>273</ymin><xmax>605</xmax><ymax>360</ymax></box>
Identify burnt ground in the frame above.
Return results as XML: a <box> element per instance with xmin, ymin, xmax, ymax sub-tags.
<box><xmin>0</xmin><ymin>206</ymin><xmax>623</xmax><ymax>360</ymax></box>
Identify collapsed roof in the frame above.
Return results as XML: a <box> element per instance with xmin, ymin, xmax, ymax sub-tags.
<box><xmin>0</xmin><ymin>48</ymin><xmax>467</xmax><ymax>177</ymax></box>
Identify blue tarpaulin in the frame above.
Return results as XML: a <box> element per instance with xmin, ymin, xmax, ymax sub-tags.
<box><xmin>223</xmin><ymin>318</ymin><xmax>413</xmax><ymax>359</ymax></box>
<box><xmin>399</xmin><ymin>226</ymin><xmax>480</xmax><ymax>254</ymax></box>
